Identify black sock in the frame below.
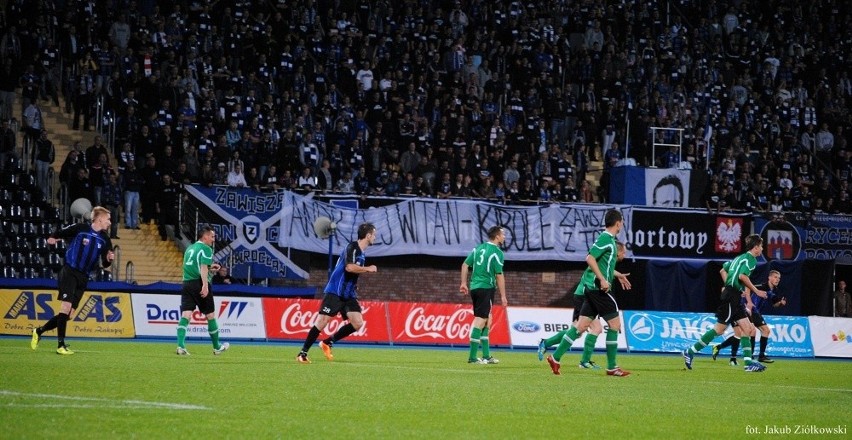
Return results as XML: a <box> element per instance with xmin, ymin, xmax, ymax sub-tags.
<box><xmin>41</xmin><ymin>315</ymin><xmax>60</xmax><ymax>333</ymax></box>
<box><xmin>750</xmin><ymin>337</ymin><xmax>756</xmax><ymax>354</ymax></box>
<box><xmin>330</xmin><ymin>323</ymin><xmax>357</xmax><ymax>343</ymax></box>
<box><xmin>730</xmin><ymin>337</ymin><xmax>740</xmax><ymax>358</ymax></box>
<box><xmin>717</xmin><ymin>335</ymin><xmax>735</xmax><ymax>350</ymax></box>
<box><xmin>300</xmin><ymin>326</ymin><xmax>322</xmax><ymax>353</ymax></box>
<box><xmin>760</xmin><ymin>337</ymin><xmax>768</xmax><ymax>357</ymax></box>
<box><xmin>56</xmin><ymin>313</ymin><xmax>69</xmax><ymax>348</ymax></box>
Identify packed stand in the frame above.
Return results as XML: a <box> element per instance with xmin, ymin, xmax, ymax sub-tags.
<box><xmin>0</xmin><ymin>0</ymin><xmax>849</xmax><ymax>219</ymax></box>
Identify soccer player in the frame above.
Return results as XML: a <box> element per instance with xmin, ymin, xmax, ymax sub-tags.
<box><xmin>297</xmin><ymin>222</ymin><xmax>378</xmax><ymax>363</ymax></box>
<box><xmin>176</xmin><ymin>225</ymin><xmax>229</xmax><ymax>356</ymax></box>
<box><xmin>712</xmin><ymin>270</ymin><xmax>786</xmax><ymax>364</ymax></box>
<box><xmin>545</xmin><ymin>209</ymin><xmax>632</xmax><ymax>377</ymax></box>
<box><xmin>460</xmin><ymin>225</ymin><xmax>508</xmax><ymax>364</ymax></box>
<box><xmin>538</xmin><ymin>242</ymin><xmax>631</xmax><ymax>369</ymax></box>
<box><xmin>31</xmin><ymin>206</ymin><xmax>114</xmax><ymax>355</ymax></box>
<box><xmin>682</xmin><ymin>234</ymin><xmax>768</xmax><ymax>372</ymax></box>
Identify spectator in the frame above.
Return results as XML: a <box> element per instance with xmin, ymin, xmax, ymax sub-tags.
<box><xmin>226</xmin><ymin>163</ymin><xmax>247</xmax><ymax>188</ymax></box>
<box><xmin>836</xmin><ymin>281</ymin><xmax>851</xmax><ymax>317</ymax></box>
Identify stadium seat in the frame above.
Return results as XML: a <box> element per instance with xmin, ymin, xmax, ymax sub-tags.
<box><xmin>26</xmin><ymin>252</ymin><xmax>42</xmax><ymax>267</ymax></box>
<box><xmin>0</xmin><ymin>189</ymin><xmax>10</xmax><ymax>202</ymax></box>
<box><xmin>14</xmin><ymin>236</ymin><xmax>31</xmax><ymax>252</ymax></box>
<box><xmin>7</xmin><ymin>252</ymin><xmax>25</xmax><ymax>269</ymax></box>
<box><xmin>47</xmin><ymin>253</ymin><xmax>63</xmax><ymax>270</ymax></box>
<box><xmin>2</xmin><ymin>171</ymin><xmax>18</xmax><ymax>189</ymax></box>
<box><xmin>0</xmin><ymin>236</ymin><xmax>10</xmax><ymax>254</ymax></box>
<box><xmin>96</xmin><ymin>269</ymin><xmax>113</xmax><ymax>282</ymax></box>
<box><xmin>39</xmin><ymin>266</ymin><xmax>55</xmax><ymax>279</ymax></box>
<box><xmin>1</xmin><ymin>267</ymin><xmax>15</xmax><ymax>278</ymax></box>
<box><xmin>33</xmin><ymin>237</ymin><xmax>49</xmax><ymax>254</ymax></box>
<box><xmin>36</xmin><ymin>222</ymin><xmax>52</xmax><ymax>236</ymax></box>
<box><xmin>7</xmin><ymin>204</ymin><xmax>22</xmax><ymax>221</ymax></box>
<box><xmin>0</xmin><ymin>219</ymin><xmax>11</xmax><ymax>237</ymax></box>
<box><xmin>19</xmin><ymin>222</ymin><xmax>37</xmax><ymax>237</ymax></box>
<box><xmin>25</xmin><ymin>206</ymin><xmax>42</xmax><ymax>221</ymax></box>
<box><xmin>18</xmin><ymin>173</ymin><xmax>36</xmax><ymax>191</ymax></box>
<box><xmin>14</xmin><ymin>189</ymin><xmax>31</xmax><ymax>204</ymax></box>
<box><xmin>43</xmin><ymin>206</ymin><xmax>60</xmax><ymax>223</ymax></box>
<box><xmin>19</xmin><ymin>267</ymin><xmax>38</xmax><ymax>279</ymax></box>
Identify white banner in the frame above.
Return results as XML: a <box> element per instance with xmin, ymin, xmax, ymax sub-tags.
<box><xmin>644</xmin><ymin>168</ymin><xmax>691</xmax><ymax>208</ymax></box>
<box><xmin>132</xmin><ymin>294</ymin><xmax>266</xmax><ymax>339</ymax></box>
<box><xmin>279</xmin><ymin>192</ymin><xmax>632</xmax><ymax>261</ymax></box>
<box><xmin>506</xmin><ymin>307</ymin><xmax>628</xmax><ymax>349</ymax></box>
<box><xmin>808</xmin><ymin>316</ymin><xmax>852</xmax><ymax>358</ymax></box>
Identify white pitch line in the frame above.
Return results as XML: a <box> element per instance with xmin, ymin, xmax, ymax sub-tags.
<box><xmin>0</xmin><ymin>390</ymin><xmax>210</xmax><ymax>410</ymax></box>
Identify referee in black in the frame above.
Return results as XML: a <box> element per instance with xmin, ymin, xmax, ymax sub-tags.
<box><xmin>31</xmin><ymin>206</ymin><xmax>114</xmax><ymax>355</ymax></box>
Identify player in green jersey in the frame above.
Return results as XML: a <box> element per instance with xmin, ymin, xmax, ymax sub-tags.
<box><xmin>176</xmin><ymin>225</ymin><xmax>229</xmax><ymax>356</ymax></box>
<box><xmin>546</xmin><ymin>209</ymin><xmax>631</xmax><ymax>377</ymax></box>
<box><xmin>682</xmin><ymin>234</ymin><xmax>767</xmax><ymax>372</ymax></box>
<box><xmin>537</xmin><ymin>242</ymin><xmax>631</xmax><ymax>369</ymax></box>
<box><xmin>460</xmin><ymin>226</ymin><xmax>508</xmax><ymax>364</ymax></box>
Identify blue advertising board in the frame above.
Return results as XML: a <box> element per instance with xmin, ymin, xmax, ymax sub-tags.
<box><xmin>623</xmin><ymin>311</ymin><xmax>814</xmax><ymax>358</ymax></box>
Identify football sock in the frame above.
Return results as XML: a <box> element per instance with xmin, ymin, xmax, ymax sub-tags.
<box><xmin>750</xmin><ymin>336</ymin><xmax>756</xmax><ymax>355</ymax></box>
<box><xmin>741</xmin><ymin>335</ymin><xmax>753</xmax><ymax>365</ymax></box>
<box><xmin>688</xmin><ymin>329</ymin><xmax>717</xmax><ymax>355</ymax></box>
<box><xmin>553</xmin><ymin>327</ymin><xmax>579</xmax><ymax>361</ymax></box>
<box><xmin>330</xmin><ymin>323</ymin><xmax>356</xmax><ymax>343</ymax></box>
<box><xmin>581</xmin><ymin>333</ymin><xmax>598</xmax><ymax>363</ymax></box>
<box><xmin>177</xmin><ymin>317</ymin><xmax>189</xmax><ymax>348</ymax></box>
<box><xmin>605</xmin><ymin>329</ymin><xmax>618</xmax><ymax>369</ymax></box>
<box><xmin>481</xmin><ymin>327</ymin><xmax>491</xmax><ymax>358</ymax></box>
<box><xmin>301</xmin><ymin>326</ymin><xmax>322</xmax><ymax>353</ymax></box>
<box><xmin>56</xmin><ymin>313</ymin><xmax>68</xmax><ymax>348</ymax></box>
<box><xmin>468</xmin><ymin>326</ymin><xmax>482</xmax><ymax>360</ymax></box>
<box><xmin>41</xmin><ymin>315</ymin><xmax>59</xmax><ymax>333</ymax></box>
<box><xmin>759</xmin><ymin>337</ymin><xmax>768</xmax><ymax>357</ymax></box>
<box><xmin>545</xmin><ymin>330</ymin><xmax>567</xmax><ymax>347</ymax></box>
<box><xmin>208</xmin><ymin>318</ymin><xmax>221</xmax><ymax>348</ymax></box>
<box><xmin>730</xmin><ymin>337</ymin><xmax>741</xmax><ymax>358</ymax></box>
<box><xmin>716</xmin><ymin>335</ymin><xmax>735</xmax><ymax>350</ymax></box>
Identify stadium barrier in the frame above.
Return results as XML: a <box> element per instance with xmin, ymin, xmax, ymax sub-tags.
<box><xmin>2</xmin><ymin>288</ymin><xmax>849</xmax><ymax>358</ymax></box>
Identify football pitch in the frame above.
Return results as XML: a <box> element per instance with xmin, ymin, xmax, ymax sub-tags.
<box><xmin>1</xmin><ymin>338</ymin><xmax>849</xmax><ymax>439</ymax></box>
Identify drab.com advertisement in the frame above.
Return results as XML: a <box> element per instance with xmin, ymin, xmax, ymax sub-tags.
<box><xmin>0</xmin><ymin>289</ymin><xmax>135</xmax><ymax>337</ymax></box>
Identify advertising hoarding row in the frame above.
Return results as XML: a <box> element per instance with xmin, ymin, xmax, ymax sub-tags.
<box><xmin>2</xmin><ymin>289</ymin><xmax>848</xmax><ymax>358</ymax></box>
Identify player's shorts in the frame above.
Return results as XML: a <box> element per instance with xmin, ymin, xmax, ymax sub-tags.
<box><xmin>57</xmin><ymin>265</ymin><xmax>88</xmax><ymax>310</ymax></box>
<box><xmin>716</xmin><ymin>286</ymin><xmax>748</xmax><ymax>324</ymax></box>
<box><xmin>180</xmin><ymin>279</ymin><xmax>215</xmax><ymax>314</ymax></box>
<box><xmin>469</xmin><ymin>288</ymin><xmax>495</xmax><ymax>319</ymax></box>
<box><xmin>572</xmin><ymin>293</ymin><xmax>587</xmax><ymax>322</ymax></box>
<box><xmin>319</xmin><ymin>293</ymin><xmax>362</xmax><ymax>319</ymax></box>
<box><xmin>579</xmin><ymin>287</ymin><xmax>619</xmax><ymax>321</ymax></box>
<box><xmin>749</xmin><ymin>310</ymin><xmax>767</xmax><ymax>327</ymax></box>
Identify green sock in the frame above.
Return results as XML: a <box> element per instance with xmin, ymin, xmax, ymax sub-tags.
<box><xmin>605</xmin><ymin>329</ymin><xmax>618</xmax><ymax>369</ymax></box>
<box><xmin>481</xmin><ymin>327</ymin><xmax>491</xmax><ymax>358</ymax></box>
<box><xmin>688</xmin><ymin>329</ymin><xmax>717</xmax><ymax>355</ymax></box>
<box><xmin>581</xmin><ymin>333</ymin><xmax>598</xmax><ymax>363</ymax></box>
<box><xmin>177</xmin><ymin>317</ymin><xmax>189</xmax><ymax>348</ymax></box>
<box><xmin>741</xmin><ymin>335</ymin><xmax>753</xmax><ymax>365</ymax></box>
<box><xmin>468</xmin><ymin>327</ymin><xmax>482</xmax><ymax>360</ymax></box>
<box><xmin>545</xmin><ymin>330</ymin><xmax>567</xmax><ymax>347</ymax></box>
<box><xmin>552</xmin><ymin>327</ymin><xmax>580</xmax><ymax>361</ymax></box>
<box><xmin>208</xmin><ymin>318</ymin><xmax>221</xmax><ymax>349</ymax></box>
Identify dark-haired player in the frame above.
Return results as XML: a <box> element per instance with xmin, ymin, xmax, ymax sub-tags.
<box><xmin>546</xmin><ymin>209</ymin><xmax>632</xmax><ymax>377</ymax></box>
<box><xmin>712</xmin><ymin>270</ymin><xmax>785</xmax><ymax>364</ymax></box>
<box><xmin>460</xmin><ymin>225</ymin><xmax>508</xmax><ymax>364</ymax></box>
<box><xmin>682</xmin><ymin>234</ymin><xmax>768</xmax><ymax>372</ymax></box>
<box><xmin>297</xmin><ymin>223</ymin><xmax>378</xmax><ymax>363</ymax></box>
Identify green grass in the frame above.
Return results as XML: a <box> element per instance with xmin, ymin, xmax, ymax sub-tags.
<box><xmin>1</xmin><ymin>338</ymin><xmax>850</xmax><ymax>439</ymax></box>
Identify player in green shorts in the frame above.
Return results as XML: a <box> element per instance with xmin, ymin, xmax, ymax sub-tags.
<box><xmin>538</xmin><ymin>242</ymin><xmax>631</xmax><ymax>369</ymax></box>
<box><xmin>460</xmin><ymin>226</ymin><xmax>508</xmax><ymax>364</ymax></box>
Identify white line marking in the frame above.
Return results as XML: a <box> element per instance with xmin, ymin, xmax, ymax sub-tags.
<box><xmin>0</xmin><ymin>390</ymin><xmax>210</xmax><ymax>410</ymax></box>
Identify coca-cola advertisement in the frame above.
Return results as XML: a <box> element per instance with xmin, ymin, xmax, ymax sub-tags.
<box><xmin>263</xmin><ymin>298</ymin><xmax>391</xmax><ymax>343</ymax></box>
<box><xmin>387</xmin><ymin>302</ymin><xmax>510</xmax><ymax>346</ymax></box>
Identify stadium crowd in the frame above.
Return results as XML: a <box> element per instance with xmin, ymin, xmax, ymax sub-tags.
<box><xmin>1</xmin><ymin>0</ymin><xmax>850</xmax><ymax>221</ymax></box>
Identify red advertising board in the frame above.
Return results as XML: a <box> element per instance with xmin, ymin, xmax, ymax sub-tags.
<box><xmin>387</xmin><ymin>302</ymin><xmax>510</xmax><ymax>345</ymax></box>
<box><xmin>262</xmin><ymin>298</ymin><xmax>390</xmax><ymax>343</ymax></box>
